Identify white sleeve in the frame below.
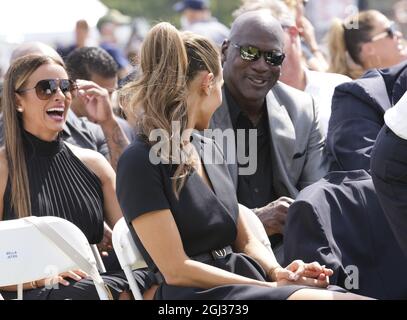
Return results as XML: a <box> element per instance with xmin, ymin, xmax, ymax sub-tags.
<box><xmin>384</xmin><ymin>91</ymin><xmax>407</xmax><ymax>140</ymax></box>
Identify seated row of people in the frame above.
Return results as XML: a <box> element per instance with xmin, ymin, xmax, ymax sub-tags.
<box><xmin>1</xmin><ymin>5</ymin><xmax>406</xmax><ymax>299</ymax></box>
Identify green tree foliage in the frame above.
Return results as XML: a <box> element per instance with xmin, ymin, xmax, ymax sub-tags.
<box><xmin>100</xmin><ymin>0</ymin><xmax>240</xmax><ymax>27</ymax></box>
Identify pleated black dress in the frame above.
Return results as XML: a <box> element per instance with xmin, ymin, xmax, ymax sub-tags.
<box><xmin>117</xmin><ymin>133</ymin><xmax>314</xmax><ymax>300</ymax></box>
<box><xmin>1</xmin><ymin>130</ymin><xmax>130</xmax><ymax>300</ymax></box>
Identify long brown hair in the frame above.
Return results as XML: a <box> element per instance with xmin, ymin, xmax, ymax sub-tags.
<box><xmin>121</xmin><ymin>22</ymin><xmax>220</xmax><ymax>197</ymax></box>
<box><xmin>327</xmin><ymin>10</ymin><xmax>381</xmax><ymax>79</ymax></box>
<box><xmin>2</xmin><ymin>55</ymin><xmax>65</xmax><ymax>218</ymax></box>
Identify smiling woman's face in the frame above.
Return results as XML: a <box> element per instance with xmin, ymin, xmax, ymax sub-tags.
<box><xmin>363</xmin><ymin>12</ymin><xmax>407</xmax><ymax>69</ymax></box>
<box><xmin>16</xmin><ymin>63</ymin><xmax>73</xmax><ymax>141</ymax></box>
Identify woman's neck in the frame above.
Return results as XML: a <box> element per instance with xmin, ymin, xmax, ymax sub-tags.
<box><xmin>23</xmin><ymin>127</ymin><xmax>59</xmax><ymax>142</ymax></box>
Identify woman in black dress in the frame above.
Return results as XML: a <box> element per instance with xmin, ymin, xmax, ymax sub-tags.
<box><xmin>0</xmin><ymin>54</ymin><xmax>135</xmax><ymax>300</ymax></box>
<box><xmin>117</xmin><ymin>23</ymin><xmax>369</xmax><ymax>300</ymax></box>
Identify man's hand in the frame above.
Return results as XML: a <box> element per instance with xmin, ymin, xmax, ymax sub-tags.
<box><xmin>255</xmin><ymin>197</ymin><xmax>294</xmax><ymax>236</ymax></box>
<box><xmin>97</xmin><ymin>222</ymin><xmax>113</xmax><ymax>257</ymax></box>
<box><xmin>76</xmin><ymin>79</ymin><xmax>115</xmax><ymax>126</ymax></box>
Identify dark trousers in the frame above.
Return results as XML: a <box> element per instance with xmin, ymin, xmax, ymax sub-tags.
<box><xmin>371</xmin><ymin>125</ymin><xmax>407</xmax><ymax>257</ymax></box>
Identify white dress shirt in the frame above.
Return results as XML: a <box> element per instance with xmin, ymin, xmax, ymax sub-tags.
<box><xmin>304</xmin><ymin>68</ymin><xmax>351</xmax><ymax>136</ymax></box>
<box><xmin>385</xmin><ymin>91</ymin><xmax>407</xmax><ymax>140</ymax></box>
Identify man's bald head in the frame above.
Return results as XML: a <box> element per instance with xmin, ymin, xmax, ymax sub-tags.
<box><xmin>221</xmin><ymin>9</ymin><xmax>285</xmax><ymax>112</ymax></box>
<box><xmin>10</xmin><ymin>42</ymin><xmax>63</xmax><ymax>64</ymax></box>
<box><xmin>229</xmin><ymin>9</ymin><xmax>285</xmax><ymax>45</ymax></box>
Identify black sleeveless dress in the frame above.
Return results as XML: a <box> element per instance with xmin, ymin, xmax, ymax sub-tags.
<box><xmin>3</xmin><ymin>131</ymin><xmax>104</xmax><ymax>243</ymax></box>
<box><xmin>1</xmin><ymin>131</ymin><xmax>131</xmax><ymax>300</ymax></box>
<box><xmin>117</xmin><ymin>133</ymin><xmax>333</xmax><ymax>300</ymax></box>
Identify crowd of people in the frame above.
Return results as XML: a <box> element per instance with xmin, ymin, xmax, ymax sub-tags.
<box><xmin>0</xmin><ymin>0</ymin><xmax>406</xmax><ymax>300</ymax></box>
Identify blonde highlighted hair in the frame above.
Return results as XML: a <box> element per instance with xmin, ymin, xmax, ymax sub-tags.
<box><xmin>120</xmin><ymin>22</ymin><xmax>221</xmax><ymax>197</ymax></box>
<box><xmin>327</xmin><ymin>10</ymin><xmax>382</xmax><ymax>79</ymax></box>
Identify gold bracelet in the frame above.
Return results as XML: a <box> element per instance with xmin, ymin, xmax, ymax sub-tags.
<box><xmin>30</xmin><ymin>280</ymin><xmax>38</xmax><ymax>289</ymax></box>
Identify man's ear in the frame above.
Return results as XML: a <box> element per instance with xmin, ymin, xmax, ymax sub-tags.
<box><xmin>201</xmin><ymin>72</ymin><xmax>215</xmax><ymax>96</ymax></box>
<box><xmin>221</xmin><ymin>39</ymin><xmax>230</xmax><ymax>65</ymax></box>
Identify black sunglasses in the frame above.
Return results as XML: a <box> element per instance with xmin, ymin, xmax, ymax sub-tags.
<box><xmin>371</xmin><ymin>22</ymin><xmax>398</xmax><ymax>42</ymax></box>
<box><xmin>15</xmin><ymin>79</ymin><xmax>77</xmax><ymax>101</ymax></box>
<box><xmin>232</xmin><ymin>43</ymin><xmax>286</xmax><ymax>66</ymax></box>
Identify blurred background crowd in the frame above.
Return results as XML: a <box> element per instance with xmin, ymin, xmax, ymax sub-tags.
<box><xmin>1</xmin><ymin>0</ymin><xmax>407</xmax><ymax>81</ymax></box>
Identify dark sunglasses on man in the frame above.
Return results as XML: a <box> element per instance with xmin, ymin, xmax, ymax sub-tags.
<box><xmin>15</xmin><ymin>79</ymin><xmax>77</xmax><ymax>101</ymax></box>
<box><xmin>232</xmin><ymin>43</ymin><xmax>286</xmax><ymax>66</ymax></box>
<box><xmin>371</xmin><ymin>22</ymin><xmax>398</xmax><ymax>42</ymax></box>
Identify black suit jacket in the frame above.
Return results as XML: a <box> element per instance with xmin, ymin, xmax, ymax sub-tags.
<box><xmin>327</xmin><ymin>61</ymin><xmax>407</xmax><ymax>172</ymax></box>
<box><xmin>284</xmin><ymin>170</ymin><xmax>407</xmax><ymax>299</ymax></box>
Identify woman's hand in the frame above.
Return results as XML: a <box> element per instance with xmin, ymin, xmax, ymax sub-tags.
<box><xmin>271</xmin><ymin>260</ymin><xmax>333</xmax><ymax>288</ymax></box>
<box><xmin>36</xmin><ymin>270</ymin><xmax>89</xmax><ymax>288</ymax></box>
<box><xmin>97</xmin><ymin>222</ymin><xmax>113</xmax><ymax>257</ymax></box>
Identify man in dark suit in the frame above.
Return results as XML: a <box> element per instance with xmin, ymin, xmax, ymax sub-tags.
<box><xmin>371</xmin><ymin>87</ymin><xmax>407</xmax><ymax>257</ymax></box>
<box><xmin>209</xmin><ymin>11</ymin><xmax>328</xmax><ymax>257</ymax></box>
<box><xmin>284</xmin><ymin>170</ymin><xmax>407</xmax><ymax>299</ymax></box>
<box><xmin>327</xmin><ymin>60</ymin><xmax>407</xmax><ymax>172</ymax></box>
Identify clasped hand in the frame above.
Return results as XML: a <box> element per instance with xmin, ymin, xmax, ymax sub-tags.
<box><xmin>271</xmin><ymin>260</ymin><xmax>333</xmax><ymax>288</ymax></box>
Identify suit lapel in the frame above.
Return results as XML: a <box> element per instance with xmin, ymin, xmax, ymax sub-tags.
<box><xmin>359</xmin><ymin>70</ymin><xmax>392</xmax><ymax>112</ymax></box>
<box><xmin>193</xmin><ymin>134</ymin><xmax>237</xmax><ymax>220</ymax></box>
<box><xmin>210</xmin><ymin>91</ymin><xmax>238</xmax><ymax>188</ymax></box>
<box><xmin>266</xmin><ymin>87</ymin><xmax>296</xmax><ymax>166</ymax></box>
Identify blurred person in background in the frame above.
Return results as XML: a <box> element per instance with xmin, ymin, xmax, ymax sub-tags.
<box><xmin>283</xmin><ymin>0</ymin><xmax>329</xmax><ymax>72</ymax></box>
<box><xmin>328</xmin><ymin>10</ymin><xmax>407</xmax><ymax>79</ymax></box>
<box><xmin>174</xmin><ymin>0</ymin><xmax>230</xmax><ymax>47</ymax></box>
<box><xmin>57</xmin><ymin>20</ymin><xmax>91</xmax><ymax>60</ymax></box>
<box><xmin>65</xmin><ymin>47</ymin><xmax>134</xmax><ymax>171</ymax></box>
<box><xmin>124</xmin><ymin>18</ymin><xmax>150</xmax><ymax>69</ymax></box>
<box><xmin>97</xmin><ymin>9</ymin><xmax>132</xmax><ymax>79</ymax></box>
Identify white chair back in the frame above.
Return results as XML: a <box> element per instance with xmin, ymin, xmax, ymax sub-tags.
<box><xmin>111</xmin><ymin>206</ymin><xmax>271</xmax><ymax>300</ymax></box>
<box><xmin>0</xmin><ymin>216</ymin><xmax>111</xmax><ymax>300</ymax></box>
<box><xmin>112</xmin><ymin>218</ymin><xmax>145</xmax><ymax>300</ymax></box>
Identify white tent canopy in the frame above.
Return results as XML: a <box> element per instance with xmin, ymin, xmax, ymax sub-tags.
<box><xmin>0</xmin><ymin>0</ymin><xmax>108</xmax><ymax>44</ymax></box>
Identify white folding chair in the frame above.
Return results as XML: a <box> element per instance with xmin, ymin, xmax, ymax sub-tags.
<box><xmin>112</xmin><ymin>217</ymin><xmax>145</xmax><ymax>300</ymax></box>
<box><xmin>238</xmin><ymin>204</ymin><xmax>273</xmax><ymax>253</ymax></box>
<box><xmin>0</xmin><ymin>216</ymin><xmax>111</xmax><ymax>300</ymax></box>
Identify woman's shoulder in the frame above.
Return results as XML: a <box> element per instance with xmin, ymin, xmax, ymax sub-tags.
<box><xmin>119</xmin><ymin>135</ymin><xmax>155</xmax><ymax>166</ymax></box>
<box><xmin>65</xmin><ymin>142</ymin><xmax>107</xmax><ymax>165</ymax></box>
<box><xmin>64</xmin><ymin>142</ymin><xmax>113</xmax><ymax>182</ymax></box>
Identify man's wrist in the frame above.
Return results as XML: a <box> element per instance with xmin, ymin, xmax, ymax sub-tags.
<box><xmin>99</xmin><ymin>116</ymin><xmax>118</xmax><ymax>131</ymax></box>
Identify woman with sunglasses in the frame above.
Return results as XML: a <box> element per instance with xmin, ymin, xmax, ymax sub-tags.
<box><xmin>328</xmin><ymin>10</ymin><xmax>407</xmax><ymax>79</ymax></box>
<box><xmin>117</xmin><ymin>22</ymin><xmax>371</xmax><ymax>300</ymax></box>
<box><xmin>0</xmin><ymin>55</ymin><xmax>134</xmax><ymax>300</ymax></box>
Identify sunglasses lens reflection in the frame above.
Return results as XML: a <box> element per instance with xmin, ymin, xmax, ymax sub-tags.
<box><xmin>35</xmin><ymin>80</ymin><xmax>76</xmax><ymax>100</ymax></box>
<box><xmin>240</xmin><ymin>46</ymin><xmax>285</xmax><ymax>66</ymax></box>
